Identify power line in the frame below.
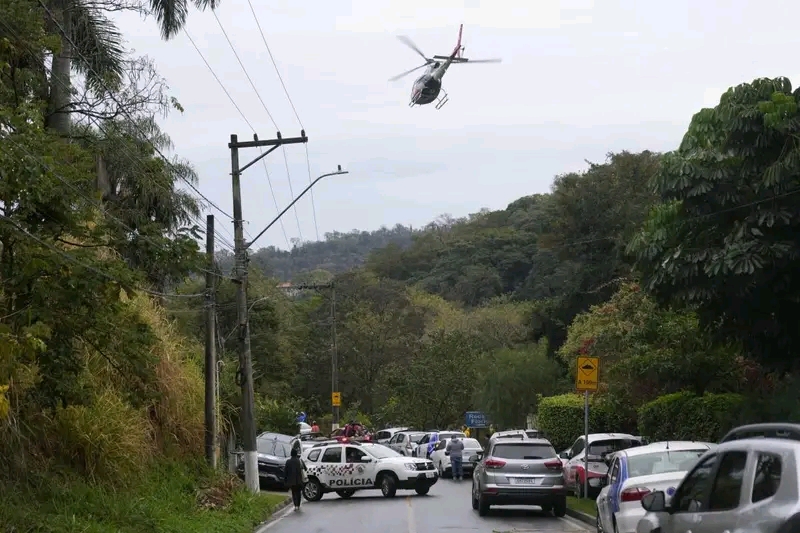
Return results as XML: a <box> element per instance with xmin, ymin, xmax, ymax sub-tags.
<box><xmin>183</xmin><ymin>28</ymin><xmax>291</xmax><ymax>249</ymax></box>
<box><xmin>36</xmin><ymin>0</ymin><xmax>235</xmax><ymax>223</ymax></box>
<box><xmin>0</xmin><ymin>17</ymin><xmax>236</xmax><ymax>252</ymax></box>
<box><xmin>212</xmin><ymin>9</ymin><xmax>304</xmax><ymax>243</ymax></box>
<box><xmin>0</xmin><ymin>214</ymin><xmax>205</xmax><ymax>299</ymax></box>
<box><xmin>245</xmin><ymin>0</ymin><xmax>320</xmax><ymax>242</ymax></box>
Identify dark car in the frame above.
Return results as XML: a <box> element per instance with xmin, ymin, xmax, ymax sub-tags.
<box><xmin>236</xmin><ymin>432</ymin><xmax>302</xmax><ymax>490</ymax></box>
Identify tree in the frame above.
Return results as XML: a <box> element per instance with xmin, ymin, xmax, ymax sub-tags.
<box><xmin>473</xmin><ymin>343</ymin><xmax>564</xmax><ymax>429</ymax></box>
<box><xmin>628</xmin><ymin>77</ymin><xmax>800</xmax><ymax>370</ymax></box>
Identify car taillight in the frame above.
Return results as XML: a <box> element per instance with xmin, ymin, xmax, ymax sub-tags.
<box><xmin>484</xmin><ymin>458</ymin><xmax>506</xmax><ymax>469</ymax></box>
<box><xmin>620</xmin><ymin>487</ymin><xmax>651</xmax><ymax>502</ymax></box>
<box><xmin>544</xmin><ymin>459</ymin><xmax>563</xmax><ymax>471</ymax></box>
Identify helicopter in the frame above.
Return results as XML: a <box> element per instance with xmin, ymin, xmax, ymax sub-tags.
<box><xmin>389</xmin><ymin>24</ymin><xmax>501</xmax><ymax>109</ymax></box>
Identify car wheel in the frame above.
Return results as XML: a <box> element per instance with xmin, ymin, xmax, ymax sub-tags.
<box><xmin>596</xmin><ymin>511</ymin><xmax>603</xmax><ymax>533</ymax></box>
<box><xmin>478</xmin><ymin>493</ymin><xmax>490</xmax><ymax>516</ymax></box>
<box><xmin>336</xmin><ymin>489</ymin><xmax>355</xmax><ymax>499</ymax></box>
<box><xmin>553</xmin><ymin>497</ymin><xmax>567</xmax><ymax>518</ymax></box>
<box><xmin>415</xmin><ymin>486</ymin><xmax>429</xmax><ymax>496</ymax></box>
<box><xmin>379</xmin><ymin>473</ymin><xmax>398</xmax><ymax>498</ymax></box>
<box><xmin>471</xmin><ymin>481</ymin><xmax>479</xmax><ymax>510</ymax></box>
<box><xmin>576</xmin><ymin>476</ymin><xmax>585</xmax><ymax>498</ymax></box>
<box><xmin>302</xmin><ymin>478</ymin><xmax>323</xmax><ymax>502</ymax></box>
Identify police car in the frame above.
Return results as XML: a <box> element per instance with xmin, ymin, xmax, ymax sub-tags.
<box><xmin>301</xmin><ymin>439</ymin><xmax>438</xmax><ymax>501</ymax></box>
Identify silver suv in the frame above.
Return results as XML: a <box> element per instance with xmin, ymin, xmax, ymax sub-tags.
<box><xmin>637</xmin><ymin>423</ymin><xmax>800</xmax><ymax>533</ymax></box>
<box><xmin>471</xmin><ymin>437</ymin><xmax>567</xmax><ymax>517</ymax></box>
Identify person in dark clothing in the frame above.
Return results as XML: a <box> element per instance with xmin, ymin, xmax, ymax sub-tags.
<box><xmin>284</xmin><ymin>448</ymin><xmax>306</xmax><ymax>511</ymax></box>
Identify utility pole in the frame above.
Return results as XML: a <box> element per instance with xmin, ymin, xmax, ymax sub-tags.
<box><xmin>331</xmin><ymin>283</ymin><xmax>339</xmax><ymax>430</ymax></box>
<box><xmin>230</xmin><ymin>131</ymin><xmax>309</xmax><ymax>494</ymax></box>
<box><xmin>204</xmin><ymin>214</ymin><xmax>217</xmax><ymax>468</ymax></box>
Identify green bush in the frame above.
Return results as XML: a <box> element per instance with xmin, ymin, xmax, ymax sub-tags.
<box><xmin>637</xmin><ymin>391</ymin><xmax>745</xmax><ymax>442</ymax></box>
<box><xmin>537</xmin><ymin>394</ymin><xmax>617</xmax><ymax>450</ymax></box>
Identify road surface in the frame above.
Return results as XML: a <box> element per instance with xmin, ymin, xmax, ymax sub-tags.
<box><xmin>260</xmin><ymin>478</ymin><xmax>591</xmax><ymax>533</ymax></box>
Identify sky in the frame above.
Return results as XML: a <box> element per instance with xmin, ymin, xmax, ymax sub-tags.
<box><xmin>111</xmin><ymin>0</ymin><xmax>800</xmax><ymax>252</ymax></box>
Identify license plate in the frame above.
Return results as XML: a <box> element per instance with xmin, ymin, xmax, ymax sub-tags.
<box><xmin>425</xmin><ymin>471</ymin><xmax>435</xmax><ymax>478</ymax></box>
<box><xmin>510</xmin><ymin>477</ymin><xmax>540</xmax><ymax>485</ymax></box>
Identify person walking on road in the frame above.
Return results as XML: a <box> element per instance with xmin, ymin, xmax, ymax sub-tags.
<box><xmin>446</xmin><ymin>436</ymin><xmax>465</xmax><ymax>481</ymax></box>
<box><xmin>284</xmin><ymin>447</ymin><xmax>307</xmax><ymax>511</ymax></box>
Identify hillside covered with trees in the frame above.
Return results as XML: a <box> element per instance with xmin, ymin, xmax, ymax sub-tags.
<box><xmin>4</xmin><ymin>0</ymin><xmax>800</xmax><ymax>527</ymax></box>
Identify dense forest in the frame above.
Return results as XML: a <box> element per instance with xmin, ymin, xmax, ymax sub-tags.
<box><xmin>216</xmin><ymin>224</ymin><xmax>416</xmax><ymax>281</ymax></box>
<box><xmin>3</xmin><ymin>0</ymin><xmax>800</xmax><ymax>529</ymax></box>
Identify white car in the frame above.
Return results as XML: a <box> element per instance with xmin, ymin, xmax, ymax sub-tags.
<box><xmin>374</xmin><ymin>427</ymin><xmax>411</xmax><ymax>445</ymax></box>
<box><xmin>430</xmin><ymin>437</ymin><xmax>483</xmax><ymax>477</ymax></box>
<box><xmin>490</xmin><ymin>429</ymin><xmax>543</xmax><ymax>441</ymax></box>
<box><xmin>596</xmin><ymin>441</ymin><xmax>714</xmax><ymax>533</ymax></box>
<box><xmin>301</xmin><ymin>440</ymin><xmax>438</xmax><ymax>501</ymax></box>
<box><xmin>388</xmin><ymin>431</ymin><xmax>427</xmax><ymax>456</ymax></box>
<box><xmin>414</xmin><ymin>431</ymin><xmax>467</xmax><ymax>458</ymax></box>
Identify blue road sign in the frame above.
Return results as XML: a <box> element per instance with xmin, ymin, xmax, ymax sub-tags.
<box><xmin>465</xmin><ymin>411</ymin><xmax>489</xmax><ymax>428</ymax></box>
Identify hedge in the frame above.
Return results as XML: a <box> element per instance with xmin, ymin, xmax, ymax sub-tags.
<box><xmin>637</xmin><ymin>391</ymin><xmax>745</xmax><ymax>442</ymax></box>
<box><xmin>538</xmin><ymin>394</ymin><xmax>619</xmax><ymax>450</ymax></box>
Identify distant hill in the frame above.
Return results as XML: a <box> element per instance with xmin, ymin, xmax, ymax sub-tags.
<box><xmin>215</xmin><ymin>224</ymin><xmax>415</xmax><ymax>281</ymax></box>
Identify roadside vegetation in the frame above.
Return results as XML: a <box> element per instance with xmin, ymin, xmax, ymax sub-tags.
<box><xmin>3</xmin><ymin>0</ymin><xmax>800</xmax><ymax>528</ymax></box>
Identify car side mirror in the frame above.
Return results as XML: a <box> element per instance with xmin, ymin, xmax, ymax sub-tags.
<box><xmin>361</xmin><ymin>457</ymin><xmax>373</xmax><ymax>463</ymax></box>
<box><xmin>604</xmin><ymin>456</ymin><xmax>613</xmax><ymax>466</ymax></box>
<box><xmin>641</xmin><ymin>491</ymin><xmax>667</xmax><ymax>512</ymax></box>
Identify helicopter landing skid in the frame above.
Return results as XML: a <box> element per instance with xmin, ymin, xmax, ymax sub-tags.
<box><xmin>434</xmin><ymin>89</ymin><xmax>449</xmax><ymax>110</ymax></box>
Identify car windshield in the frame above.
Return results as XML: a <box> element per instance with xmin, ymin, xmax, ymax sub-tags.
<box><xmin>493</xmin><ymin>443</ymin><xmax>556</xmax><ymax>460</ymax></box>
<box><xmin>440</xmin><ymin>432</ymin><xmax>466</xmax><ymax>439</ymax></box>
<box><xmin>587</xmin><ymin>439</ymin><xmax>636</xmax><ymax>458</ymax></box>
<box><xmin>462</xmin><ymin>438</ymin><xmax>481</xmax><ymax>449</ymax></box>
<box><xmin>409</xmin><ymin>433</ymin><xmax>425</xmax><ymax>443</ymax></box>
<box><xmin>365</xmin><ymin>445</ymin><xmax>402</xmax><ymax>459</ymax></box>
<box><xmin>627</xmin><ymin>449</ymin><xmax>708</xmax><ymax>477</ymax></box>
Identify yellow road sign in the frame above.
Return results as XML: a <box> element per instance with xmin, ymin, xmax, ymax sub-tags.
<box><xmin>331</xmin><ymin>392</ymin><xmax>341</xmax><ymax>407</ymax></box>
<box><xmin>576</xmin><ymin>356</ymin><xmax>599</xmax><ymax>392</ymax></box>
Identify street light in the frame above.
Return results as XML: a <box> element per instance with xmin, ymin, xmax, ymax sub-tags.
<box><xmin>245</xmin><ymin>166</ymin><xmax>349</xmax><ymax>251</ymax></box>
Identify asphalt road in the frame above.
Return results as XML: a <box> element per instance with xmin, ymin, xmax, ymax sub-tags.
<box><xmin>260</xmin><ymin>477</ymin><xmax>591</xmax><ymax>533</ymax></box>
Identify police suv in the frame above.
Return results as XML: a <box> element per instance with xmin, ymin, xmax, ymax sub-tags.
<box><xmin>301</xmin><ymin>439</ymin><xmax>438</xmax><ymax>501</ymax></box>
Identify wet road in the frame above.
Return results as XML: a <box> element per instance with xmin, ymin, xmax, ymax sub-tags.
<box><xmin>261</xmin><ymin>478</ymin><xmax>590</xmax><ymax>533</ymax></box>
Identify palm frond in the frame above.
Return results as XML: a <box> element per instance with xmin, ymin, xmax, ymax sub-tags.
<box><xmin>68</xmin><ymin>0</ymin><xmax>126</xmax><ymax>93</ymax></box>
<box><xmin>147</xmin><ymin>0</ymin><xmax>189</xmax><ymax>40</ymax></box>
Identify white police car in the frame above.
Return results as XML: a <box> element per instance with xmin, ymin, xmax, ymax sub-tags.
<box><xmin>301</xmin><ymin>439</ymin><xmax>438</xmax><ymax>501</ymax></box>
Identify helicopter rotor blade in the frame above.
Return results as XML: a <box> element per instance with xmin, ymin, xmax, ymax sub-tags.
<box><xmin>455</xmin><ymin>58</ymin><xmax>502</xmax><ymax>64</ymax></box>
<box><xmin>397</xmin><ymin>35</ymin><xmax>429</xmax><ymax>62</ymax></box>
<box><xmin>388</xmin><ymin>63</ymin><xmax>428</xmax><ymax>82</ymax></box>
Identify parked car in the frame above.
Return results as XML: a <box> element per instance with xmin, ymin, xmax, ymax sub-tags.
<box><xmin>373</xmin><ymin>426</ymin><xmax>411</xmax><ymax>445</ymax></box>
<box><xmin>236</xmin><ymin>432</ymin><xmax>302</xmax><ymax>489</ymax></box>
<box><xmin>636</xmin><ymin>424</ymin><xmax>800</xmax><ymax>533</ymax></box>
<box><xmin>471</xmin><ymin>437</ymin><xmax>567</xmax><ymax>517</ymax></box>
<box><xmin>388</xmin><ymin>430</ymin><xmax>427</xmax><ymax>456</ymax></box>
<box><xmin>414</xmin><ymin>431</ymin><xmax>467</xmax><ymax>458</ymax></box>
<box><xmin>561</xmin><ymin>432</ymin><xmax>643</xmax><ymax>498</ymax></box>
<box><xmin>430</xmin><ymin>437</ymin><xmax>484</xmax><ymax>477</ymax></box>
<box><xmin>490</xmin><ymin>429</ymin><xmax>543</xmax><ymax>442</ymax></box>
<box><xmin>596</xmin><ymin>441</ymin><xmax>714</xmax><ymax>533</ymax></box>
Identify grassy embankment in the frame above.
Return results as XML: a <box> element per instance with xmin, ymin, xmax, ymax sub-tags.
<box><xmin>0</xmin><ymin>461</ymin><xmax>287</xmax><ymax>532</ymax></box>
<box><xmin>567</xmin><ymin>496</ymin><xmax>596</xmax><ymax>516</ymax></box>
<box><xmin>0</xmin><ymin>295</ymin><xmax>286</xmax><ymax>532</ymax></box>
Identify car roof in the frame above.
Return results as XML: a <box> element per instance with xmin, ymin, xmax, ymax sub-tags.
<box><xmin>619</xmin><ymin>441</ymin><xmax>714</xmax><ymax>458</ymax></box>
<box><xmin>715</xmin><ymin>436</ymin><xmax>800</xmax><ymax>454</ymax></box>
<box><xmin>720</xmin><ymin>423</ymin><xmax>800</xmax><ymax>443</ymax></box>
<box><xmin>492</xmin><ymin>437</ymin><xmax>553</xmax><ymax>446</ymax></box>
<box><xmin>586</xmin><ymin>433</ymin><xmax>638</xmax><ymax>443</ymax></box>
<box><xmin>257</xmin><ymin>432</ymin><xmax>295</xmax><ymax>442</ymax></box>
